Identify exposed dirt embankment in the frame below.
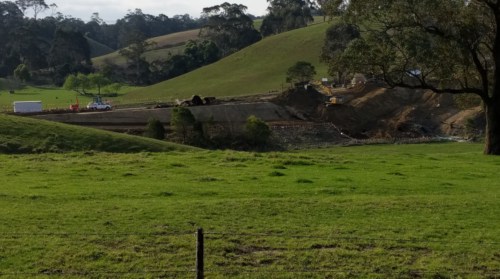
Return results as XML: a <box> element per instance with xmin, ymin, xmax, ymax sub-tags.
<box><xmin>33</xmin><ymin>102</ymin><xmax>295</xmax><ymax>133</ymax></box>
<box><xmin>273</xmin><ymin>84</ymin><xmax>484</xmax><ymax>140</ymax></box>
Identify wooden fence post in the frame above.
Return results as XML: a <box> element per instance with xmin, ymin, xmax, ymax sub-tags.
<box><xmin>196</xmin><ymin>228</ymin><xmax>204</xmax><ymax>279</ymax></box>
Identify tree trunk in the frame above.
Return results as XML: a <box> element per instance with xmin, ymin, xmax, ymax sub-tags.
<box><xmin>484</xmin><ymin>97</ymin><xmax>500</xmax><ymax>155</ymax></box>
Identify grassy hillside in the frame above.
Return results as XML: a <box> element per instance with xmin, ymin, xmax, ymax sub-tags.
<box><xmin>91</xmin><ymin>17</ymin><xmax>271</xmax><ymax>68</ymax></box>
<box><xmin>0</xmin><ymin>143</ymin><xmax>498</xmax><ymax>277</ymax></box>
<box><xmin>124</xmin><ymin>22</ymin><xmax>331</xmax><ymax>102</ymax></box>
<box><xmin>92</xmin><ymin>29</ymin><xmax>200</xmax><ymax>67</ymax></box>
<box><xmin>92</xmin><ymin>17</ymin><xmax>325</xmax><ymax>70</ymax></box>
<box><xmin>0</xmin><ymin>86</ymin><xmax>88</xmax><ymax>112</ymax></box>
<box><xmin>0</xmin><ymin>113</ymin><xmax>194</xmax><ymax>153</ymax></box>
<box><xmin>148</xmin><ymin>29</ymin><xmax>200</xmax><ymax>49</ymax></box>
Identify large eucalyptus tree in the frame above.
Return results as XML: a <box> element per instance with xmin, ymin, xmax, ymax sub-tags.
<box><xmin>200</xmin><ymin>2</ymin><xmax>261</xmax><ymax>56</ymax></box>
<box><xmin>260</xmin><ymin>0</ymin><xmax>315</xmax><ymax>36</ymax></box>
<box><xmin>325</xmin><ymin>0</ymin><xmax>500</xmax><ymax>154</ymax></box>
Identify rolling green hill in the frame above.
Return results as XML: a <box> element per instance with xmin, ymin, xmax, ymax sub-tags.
<box><xmin>92</xmin><ymin>18</ymin><xmax>326</xmax><ymax>70</ymax></box>
<box><xmin>0</xmin><ymin>113</ymin><xmax>194</xmax><ymax>153</ymax></box>
<box><xmin>124</xmin><ymin>22</ymin><xmax>332</xmax><ymax>102</ymax></box>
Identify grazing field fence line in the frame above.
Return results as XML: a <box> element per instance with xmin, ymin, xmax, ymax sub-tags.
<box><xmin>1</xmin><ymin>228</ymin><xmax>499</xmax><ymax>278</ymax></box>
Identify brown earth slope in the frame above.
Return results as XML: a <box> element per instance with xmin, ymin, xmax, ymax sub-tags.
<box><xmin>273</xmin><ymin>84</ymin><xmax>484</xmax><ymax>140</ymax></box>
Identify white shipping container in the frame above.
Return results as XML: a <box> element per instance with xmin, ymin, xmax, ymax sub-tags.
<box><xmin>13</xmin><ymin>101</ymin><xmax>43</xmax><ymax>113</ymax></box>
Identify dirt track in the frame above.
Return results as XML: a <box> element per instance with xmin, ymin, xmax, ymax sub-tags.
<box><xmin>33</xmin><ymin>102</ymin><xmax>297</xmax><ymax>133</ymax></box>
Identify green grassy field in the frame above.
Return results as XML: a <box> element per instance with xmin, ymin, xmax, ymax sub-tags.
<box><xmin>0</xmin><ymin>86</ymin><xmax>88</xmax><ymax>112</ymax></box>
<box><xmin>125</xmin><ymin>21</ymin><xmax>332</xmax><ymax>102</ymax></box>
<box><xmin>0</xmin><ymin>113</ymin><xmax>193</xmax><ymax>153</ymax></box>
<box><xmin>0</xmin><ymin>85</ymin><xmax>139</xmax><ymax>112</ymax></box>
<box><xmin>0</xmin><ymin>143</ymin><xmax>498</xmax><ymax>278</ymax></box>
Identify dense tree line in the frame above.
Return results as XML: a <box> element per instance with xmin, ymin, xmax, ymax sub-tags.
<box><xmin>111</xmin><ymin>36</ymin><xmax>221</xmax><ymax>85</ymax></box>
<box><xmin>0</xmin><ymin>0</ymin><xmax>201</xmax><ymax>82</ymax></box>
<box><xmin>200</xmin><ymin>2</ymin><xmax>261</xmax><ymax>56</ymax></box>
<box><xmin>99</xmin><ymin>9</ymin><xmax>200</xmax><ymax>49</ymax></box>
<box><xmin>1</xmin><ymin>0</ymin><xmax>326</xmax><ymax>88</ymax></box>
<box><xmin>260</xmin><ymin>0</ymin><xmax>315</xmax><ymax>37</ymax></box>
<box><xmin>112</xmin><ymin>2</ymin><xmax>259</xmax><ymax>86</ymax></box>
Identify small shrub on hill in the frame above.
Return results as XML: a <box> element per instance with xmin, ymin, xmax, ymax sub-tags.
<box><xmin>245</xmin><ymin>115</ymin><xmax>271</xmax><ymax>147</ymax></box>
<box><xmin>14</xmin><ymin>64</ymin><xmax>31</xmax><ymax>82</ymax></box>
<box><xmin>286</xmin><ymin>61</ymin><xmax>316</xmax><ymax>85</ymax></box>
<box><xmin>144</xmin><ymin>118</ymin><xmax>166</xmax><ymax>140</ymax></box>
<box><xmin>171</xmin><ymin>107</ymin><xmax>196</xmax><ymax>143</ymax></box>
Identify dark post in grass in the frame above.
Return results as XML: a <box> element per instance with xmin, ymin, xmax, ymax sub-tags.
<box><xmin>196</xmin><ymin>228</ymin><xmax>204</xmax><ymax>279</ymax></box>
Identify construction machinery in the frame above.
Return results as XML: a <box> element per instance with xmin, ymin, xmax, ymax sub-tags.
<box><xmin>325</xmin><ymin>96</ymin><xmax>345</xmax><ymax>107</ymax></box>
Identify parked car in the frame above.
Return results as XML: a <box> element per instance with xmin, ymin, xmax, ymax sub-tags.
<box><xmin>87</xmin><ymin>102</ymin><xmax>112</xmax><ymax>110</ymax></box>
<box><xmin>86</xmin><ymin>96</ymin><xmax>112</xmax><ymax>110</ymax></box>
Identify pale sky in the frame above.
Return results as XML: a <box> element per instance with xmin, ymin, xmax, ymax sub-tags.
<box><xmin>44</xmin><ymin>0</ymin><xmax>269</xmax><ymax>23</ymax></box>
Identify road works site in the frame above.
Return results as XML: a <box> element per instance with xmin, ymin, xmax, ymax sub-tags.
<box><xmin>29</xmin><ymin>83</ymin><xmax>484</xmax><ymax>149</ymax></box>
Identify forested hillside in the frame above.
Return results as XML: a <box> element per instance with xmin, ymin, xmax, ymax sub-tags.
<box><xmin>0</xmin><ymin>1</ymin><xmax>201</xmax><ymax>85</ymax></box>
<box><xmin>0</xmin><ymin>0</ymin><xmax>322</xmax><ymax>88</ymax></box>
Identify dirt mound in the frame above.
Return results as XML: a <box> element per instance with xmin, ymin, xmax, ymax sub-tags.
<box><xmin>440</xmin><ymin>106</ymin><xmax>485</xmax><ymax>136</ymax></box>
<box><xmin>274</xmin><ymin>84</ymin><xmax>483</xmax><ymax>139</ymax></box>
<box><xmin>271</xmin><ymin>86</ymin><xmax>327</xmax><ymax>118</ymax></box>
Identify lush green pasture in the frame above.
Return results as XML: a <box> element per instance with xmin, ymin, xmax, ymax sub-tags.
<box><xmin>0</xmin><ymin>143</ymin><xmax>499</xmax><ymax>278</ymax></box>
<box><xmin>125</xmin><ymin>22</ymin><xmax>331</xmax><ymax>102</ymax></box>
<box><xmin>0</xmin><ymin>87</ymin><xmax>86</xmax><ymax>112</ymax></box>
<box><xmin>0</xmin><ymin>86</ymin><xmax>137</xmax><ymax>112</ymax></box>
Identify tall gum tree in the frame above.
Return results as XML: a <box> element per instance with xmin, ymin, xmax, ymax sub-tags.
<box><xmin>261</xmin><ymin>0</ymin><xmax>314</xmax><ymax>36</ymax></box>
<box><xmin>326</xmin><ymin>0</ymin><xmax>500</xmax><ymax>155</ymax></box>
<box><xmin>200</xmin><ymin>2</ymin><xmax>261</xmax><ymax>56</ymax></box>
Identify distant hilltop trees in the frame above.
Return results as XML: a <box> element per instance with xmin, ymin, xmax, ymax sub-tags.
<box><xmin>0</xmin><ymin>1</ymin><xmax>202</xmax><ymax>82</ymax></box>
<box><xmin>0</xmin><ymin>0</ymin><xmax>326</xmax><ymax>88</ymax></box>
